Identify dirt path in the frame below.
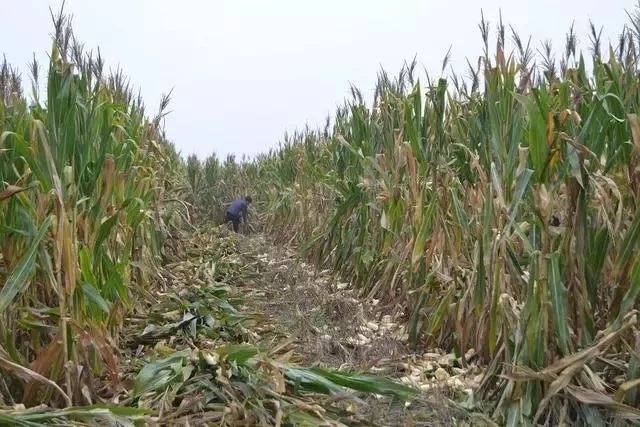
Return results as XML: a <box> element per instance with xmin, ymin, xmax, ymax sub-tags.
<box><xmin>229</xmin><ymin>233</ymin><xmax>484</xmax><ymax>426</ymax></box>
<box><xmin>237</xmin><ymin>234</ymin><xmax>407</xmax><ymax>367</ymax></box>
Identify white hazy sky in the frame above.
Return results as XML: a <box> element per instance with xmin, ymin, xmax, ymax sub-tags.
<box><xmin>2</xmin><ymin>0</ymin><xmax>636</xmax><ymax>159</ymax></box>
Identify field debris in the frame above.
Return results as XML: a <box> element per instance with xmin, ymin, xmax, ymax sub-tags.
<box><xmin>92</xmin><ymin>226</ymin><xmax>480</xmax><ymax>426</ymax></box>
<box><xmin>118</xmin><ymin>226</ymin><xmax>486</xmax><ymax>425</ymax></box>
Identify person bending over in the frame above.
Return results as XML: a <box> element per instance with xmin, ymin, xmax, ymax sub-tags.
<box><xmin>225</xmin><ymin>195</ymin><xmax>252</xmax><ymax>233</ymax></box>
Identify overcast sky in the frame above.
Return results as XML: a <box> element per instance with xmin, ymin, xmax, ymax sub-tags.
<box><xmin>2</xmin><ymin>0</ymin><xmax>635</xmax><ymax>159</ymax></box>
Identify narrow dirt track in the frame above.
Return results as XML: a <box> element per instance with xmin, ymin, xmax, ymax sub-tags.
<box><xmin>229</xmin><ymin>232</ymin><xmax>484</xmax><ymax>426</ymax></box>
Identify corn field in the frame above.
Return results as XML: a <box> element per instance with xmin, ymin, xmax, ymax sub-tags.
<box><xmin>191</xmin><ymin>6</ymin><xmax>640</xmax><ymax>425</ymax></box>
<box><xmin>5</xmin><ymin>3</ymin><xmax>640</xmax><ymax>426</ymax></box>
<box><xmin>0</xmin><ymin>8</ymin><xmax>422</xmax><ymax>427</ymax></box>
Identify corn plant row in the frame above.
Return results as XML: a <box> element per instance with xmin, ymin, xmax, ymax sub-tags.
<box><xmin>197</xmin><ymin>7</ymin><xmax>640</xmax><ymax>425</ymax></box>
<box><xmin>0</xmin><ymin>11</ymin><xmax>187</xmax><ymax>408</ymax></box>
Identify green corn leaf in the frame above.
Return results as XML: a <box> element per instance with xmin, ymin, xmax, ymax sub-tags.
<box><xmin>0</xmin><ymin>217</ymin><xmax>52</xmax><ymax>314</ymax></box>
<box><xmin>94</xmin><ymin>213</ymin><xmax>119</xmax><ymax>249</ymax></box>
<box><xmin>80</xmin><ymin>282</ymin><xmax>111</xmax><ymax>314</ymax></box>
<box><xmin>548</xmin><ymin>252</ymin><xmax>570</xmax><ymax>355</ymax></box>
<box><xmin>411</xmin><ymin>201</ymin><xmax>435</xmax><ymax>266</ymax></box>
<box><xmin>427</xmin><ymin>285</ymin><xmax>455</xmax><ymax>338</ymax></box>
<box><xmin>505</xmin><ymin>168</ymin><xmax>533</xmax><ymax>232</ymax></box>
<box><xmin>616</xmin><ymin>207</ymin><xmax>640</xmax><ymax>272</ymax></box>
<box><xmin>218</xmin><ymin>343</ymin><xmax>258</xmax><ymax>365</ymax></box>
<box><xmin>614</xmin><ymin>252</ymin><xmax>640</xmax><ymax>327</ymax></box>
<box><xmin>132</xmin><ymin>350</ymin><xmax>190</xmax><ymax>397</ymax></box>
<box><xmin>78</xmin><ymin>246</ymin><xmax>97</xmax><ymax>285</ymax></box>
<box><xmin>308</xmin><ymin>367</ymin><xmax>417</xmax><ymax>401</ymax></box>
<box><xmin>281</xmin><ymin>365</ymin><xmax>345</xmax><ymax>395</ymax></box>
<box><xmin>0</xmin><ymin>225</ymin><xmax>29</xmax><ymax>237</ymax></box>
<box><xmin>450</xmin><ymin>188</ymin><xmax>471</xmax><ymax>232</ymax></box>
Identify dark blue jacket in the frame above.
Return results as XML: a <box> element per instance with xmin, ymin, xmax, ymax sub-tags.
<box><xmin>227</xmin><ymin>198</ymin><xmax>248</xmax><ymax>221</ymax></box>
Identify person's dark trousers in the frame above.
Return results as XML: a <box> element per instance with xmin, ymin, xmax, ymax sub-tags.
<box><xmin>225</xmin><ymin>211</ymin><xmax>240</xmax><ymax>233</ymax></box>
